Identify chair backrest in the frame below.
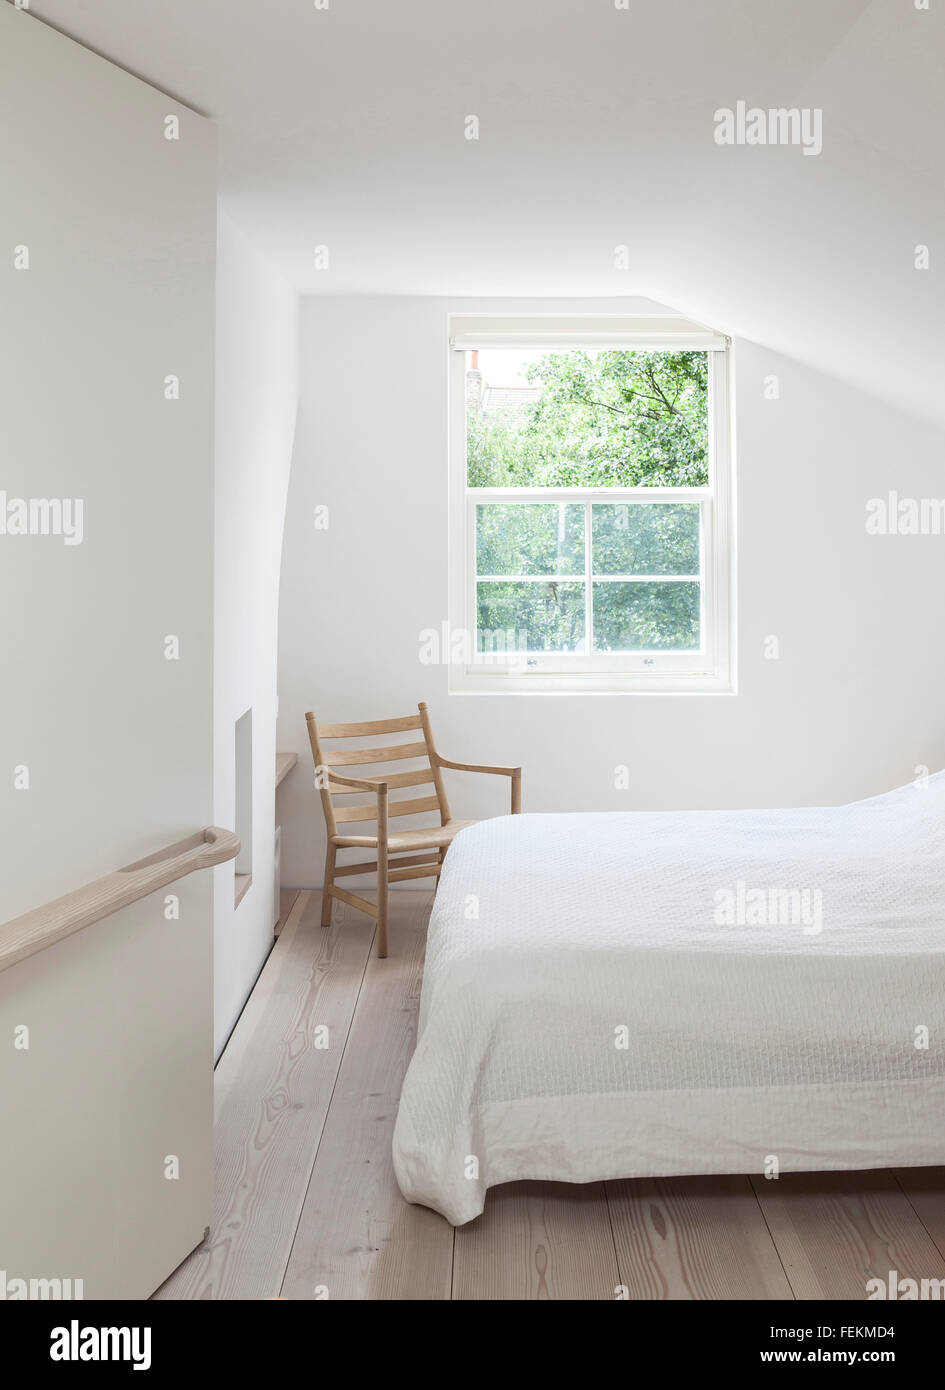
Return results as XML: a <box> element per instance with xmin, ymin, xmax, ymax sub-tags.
<box><xmin>305</xmin><ymin>702</ymin><xmax>451</xmax><ymax>839</ymax></box>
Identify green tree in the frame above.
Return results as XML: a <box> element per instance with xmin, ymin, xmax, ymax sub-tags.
<box><xmin>467</xmin><ymin>349</ymin><xmax>708</xmax><ymax>488</ymax></box>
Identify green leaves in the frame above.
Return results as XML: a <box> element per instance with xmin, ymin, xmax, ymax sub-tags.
<box><xmin>467</xmin><ymin>349</ymin><xmax>709</xmax><ymax>488</ymax></box>
<box><xmin>476</xmin><ymin>503</ymin><xmax>585</xmax><ymax>576</ymax></box>
<box><xmin>591</xmin><ymin>502</ymin><xmax>700</xmax><ymax>575</ymax></box>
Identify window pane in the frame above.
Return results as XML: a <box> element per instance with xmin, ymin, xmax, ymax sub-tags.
<box><xmin>593</xmin><ymin>581</ymin><xmax>700</xmax><ymax>652</ymax></box>
<box><xmin>592</xmin><ymin>503</ymin><xmax>700</xmax><ymax>576</ymax></box>
<box><xmin>466</xmin><ymin>348</ymin><xmax>708</xmax><ymax>488</ymax></box>
<box><xmin>477</xmin><ymin>581</ymin><xmax>586</xmax><ymax>653</ymax></box>
<box><xmin>476</xmin><ymin>503</ymin><xmax>584</xmax><ymax>576</ymax></box>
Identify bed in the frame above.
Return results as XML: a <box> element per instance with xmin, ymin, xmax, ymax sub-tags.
<box><xmin>392</xmin><ymin>775</ymin><xmax>945</xmax><ymax>1225</ymax></box>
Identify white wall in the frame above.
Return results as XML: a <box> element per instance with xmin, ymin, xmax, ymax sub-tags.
<box><xmin>276</xmin><ymin>295</ymin><xmax>945</xmax><ymax>889</ymax></box>
<box><xmin>0</xmin><ymin>6</ymin><xmax>216</xmax><ymax>1295</ymax></box>
<box><xmin>213</xmin><ymin>210</ymin><xmax>299</xmax><ymax>1057</ymax></box>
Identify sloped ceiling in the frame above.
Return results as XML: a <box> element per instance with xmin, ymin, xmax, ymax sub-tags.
<box><xmin>22</xmin><ymin>0</ymin><xmax>945</xmax><ymax>426</ymax></box>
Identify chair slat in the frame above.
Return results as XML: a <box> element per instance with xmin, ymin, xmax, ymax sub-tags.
<box><xmin>333</xmin><ymin>851</ymin><xmax>440</xmax><ymax>877</ymax></box>
<box><xmin>323</xmin><ymin>740</ymin><xmax>429</xmax><ymax>767</ymax></box>
<box><xmin>327</xmin><ymin>885</ymin><xmax>378</xmax><ymax>919</ymax></box>
<box><xmin>378</xmin><ymin>766</ymin><xmax>436</xmax><ymax>789</ymax></box>
<box><xmin>388</xmin><ymin>795</ymin><xmax>442</xmax><ymax>819</ymax></box>
<box><xmin>388</xmin><ymin>863</ymin><xmax>442</xmax><ymax>883</ymax></box>
<box><xmin>319</xmin><ymin>714</ymin><xmax>423</xmax><ymax>738</ymax></box>
<box><xmin>333</xmin><ymin>794</ymin><xmax>441</xmax><ymax>824</ymax></box>
<box><xmin>329</xmin><ymin>766</ymin><xmax>434</xmax><ymax>792</ymax></box>
<box><xmin>332</xmin><ymin>803</ymin><xmax>380</xmax><ymax>823</ymax></box>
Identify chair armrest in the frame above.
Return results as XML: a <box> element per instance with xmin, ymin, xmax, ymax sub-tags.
<box><xmin>327</xmin><ymin>771</ymin><xmax>389</xmax><ymax>792</ymax></box>
<box><xmin>435</xmin><ymin>757</ymin><xmax>519</xmax><ymax>777</ymax></box>
<box><xmin>327</xmin><ymin>772</ymin><xmax>390</xmax><ymax>847</ymax></box>
<box><xmin>435</xmin><ymin>758</ymin><xmax>523</xmax><ymax>815</ymax></box>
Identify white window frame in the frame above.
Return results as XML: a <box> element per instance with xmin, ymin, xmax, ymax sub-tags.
<box><xmin>448</xmin><ymin>316</ymin><xmax>735</xmax><ymax>695</ymax></box>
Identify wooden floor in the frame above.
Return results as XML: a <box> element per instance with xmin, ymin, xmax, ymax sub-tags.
<box><xmin>155</xmin><ymin>889</ymin><xmax>945</xmax><ymax>1301</ymax></box>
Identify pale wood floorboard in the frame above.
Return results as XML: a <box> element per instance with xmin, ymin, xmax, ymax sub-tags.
<box><xmin>279</xmin><ymin>892</ymin><xmax>454</xmax><ymax>1301</ymax></box>
<box><xmin>606</xmin><ymin>1175</ymin><xmax>793</xmax><ymax>1300</ymax></box>
<box><xmin>751</xmin><ymin>1170</ymin><xmax>945</xmax><ymax>1300</ymax></box>
<box><xmin>154</xmin><ymin>892</ymin><xmax>374</xmax><ymax>1299</ymax></box>
<box><xmin>453</xmin><ymin>1180</ymin><xmax>620</xmax><ymax>1300</ymax></box>
<box><xmin>158</xmin><ymin>890</ymin><xmax>945</xmax><ymax>1300</ymax></box>
<box><xmin>893</xmin><ymin>1168</ymin><xmax>945</xmax><ymax>1259</ymax></box>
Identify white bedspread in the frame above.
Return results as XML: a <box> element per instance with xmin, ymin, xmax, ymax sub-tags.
<box><xmin>392</xmin><ymin>775</ymin><xmax>945</xmax><ymax>1224</ymax></box>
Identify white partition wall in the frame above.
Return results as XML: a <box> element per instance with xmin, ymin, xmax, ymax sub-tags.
<box><xmin>0</xmin><ymin>8</ymin><xmax>216</xmax><ymax>1297</ymax></box>
<box><xmin>213</xmin><ymin>213</ymin><xmax>298</xmax><ymax>1060</ymax></box>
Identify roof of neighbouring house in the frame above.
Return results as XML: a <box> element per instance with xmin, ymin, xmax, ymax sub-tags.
<box><xmin>482</xmin><ymin>385</ymin><xmax>542</xmax><ymax>413</ymax></box>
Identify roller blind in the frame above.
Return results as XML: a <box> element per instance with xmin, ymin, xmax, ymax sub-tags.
<box><xmin>450</xmin><ymin>315</ymin><xmax>728</xmax><ymax>351</ymax></box>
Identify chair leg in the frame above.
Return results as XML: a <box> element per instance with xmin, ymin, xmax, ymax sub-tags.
<box><xmin>376</xmin><ymin>844</ymin><xmax>389</xmax><ymax>958</ymax></box>
<box><xmin>433</xmin><ymin>846</ymin><xmax>446</xmax><ymax>897</ymax></box>
<box><xmin>321</xmin><ymin>843</ymin><xmax>336</xmax><ymax>928</ymax></box>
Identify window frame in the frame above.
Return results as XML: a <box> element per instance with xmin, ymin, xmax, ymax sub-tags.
<box><xmin>448</xmin><ymin>319</ymin><xmax>735</xmax><ymax>695</ymax></box>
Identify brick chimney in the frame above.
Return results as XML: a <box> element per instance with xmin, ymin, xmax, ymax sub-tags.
<box><xmin>465</xmin><ymin>349</ymin><xmax>483</xmax><ymax>411</ymax></box>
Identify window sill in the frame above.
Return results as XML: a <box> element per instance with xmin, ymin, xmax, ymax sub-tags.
<box><xmin>448</xmin><ymin>669</ymin><xmax>736</xmax><ymax>695</ymax></box>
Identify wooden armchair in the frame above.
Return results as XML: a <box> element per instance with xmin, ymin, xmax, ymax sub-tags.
<box><xmin>305</xmin><ymin>701</ymin><xmax>522</xmax><ymax>957</ymax></box>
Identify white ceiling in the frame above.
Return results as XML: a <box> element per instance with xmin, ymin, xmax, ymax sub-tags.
<box><xmin>23</xmin><ymin>0</ymin><xmax>945</xmax><ymax>426</ymax></box>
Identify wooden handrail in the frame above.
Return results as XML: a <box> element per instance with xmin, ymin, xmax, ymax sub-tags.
<box><xmin>0</xmin><ymin>827</ymin><xmax>240</xmax><ymax>975</ymax></box>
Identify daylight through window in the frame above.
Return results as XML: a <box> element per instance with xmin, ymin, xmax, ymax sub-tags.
<box><xmin>449</xmin><ymin>318</ymin><xmax>733</xmax><ymax>693</ymax></box>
